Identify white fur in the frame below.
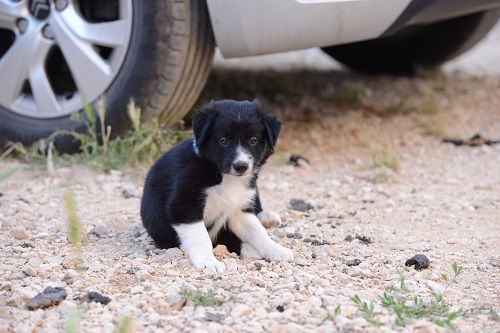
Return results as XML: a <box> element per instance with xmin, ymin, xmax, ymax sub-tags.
<box><xmin>240</xmin><ymin>242</ymin><xmax>263</xmax><ymax>259</ymax></box>
<box><xmin>229</xmin><ymin>211</ymin><xmax>293</xmax><ymax>262</ymax></box>
<box><xmin>204</xmin><ymin>174</ymin><xmax>256</xmax><ymax>240</ymax></box>
<box><xmin>192</xmin><ymin>138</ymin><xmax>200</xmax><ymax>156</ymax></box>
<box><xmin>173</xmin><ymin>221</ymin><xmax>225</xmax><ymax>272</ymax></box>
<box><xmin>257</xmin><ymin>210</ymin><xmax>281</xmax><ymax>228</ymax></box>
<box><xmin>231</xmin><ymin>145</ymin><xmax>253</xmax><ymax>175</ymax></box>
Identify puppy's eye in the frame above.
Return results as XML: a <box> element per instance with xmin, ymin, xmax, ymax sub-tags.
<box><xmin>249</xmin><ymin>137</ymin><xmax>258</xmax><ymax>145</ymax></box>
<box><xmin>219</xmin><ymin>137</ymin><xmax>229</xmax><ymax>146</ymax></box>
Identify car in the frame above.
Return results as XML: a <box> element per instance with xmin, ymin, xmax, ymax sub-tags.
<box><xmin>1</xmin><ymin>0</ymin><xmax>499</xmax><ymax>150</ymax></box>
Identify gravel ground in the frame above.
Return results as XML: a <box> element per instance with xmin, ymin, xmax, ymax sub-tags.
<box><xmin>1</xmin><ymin>75</ymin><xmax>500</xmax><ymax>332</ymax></box>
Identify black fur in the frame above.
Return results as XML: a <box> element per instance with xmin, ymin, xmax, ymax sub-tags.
<box><xmin>140</xmin><ymin>100</ymin><xmax>281</xmax><ymax>254</ymax></box>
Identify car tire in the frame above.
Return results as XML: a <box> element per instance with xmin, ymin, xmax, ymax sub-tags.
<box><xmin>322</xmin><ymin>10</ymin><xmax>500</xmax><ymax>74</ymax></box>
<box><xmin>0</xmin><ymin>0</ymin><xmax>214</xmax><ymax>151</ymax></box>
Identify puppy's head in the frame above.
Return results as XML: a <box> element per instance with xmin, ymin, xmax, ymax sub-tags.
<box><xmin>192</xmin><ymin>100</ymin><xmax>281</xmax><ymax>177</ymax></box>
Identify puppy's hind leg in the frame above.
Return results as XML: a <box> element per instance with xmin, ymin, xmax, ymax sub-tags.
<box><xmin>257</xmin><ymin>210</ymin><xmax>281</xmax><ymax>229</ymax></box>
<box><xmin>254</xmin><ymin>187</ymin><xmax>281</xmax><ymax>229</ymax></box>
<box><xmin>173</xmin><ymin>222</ymin><xmax>225</xmax><ymax>273</ymax></box>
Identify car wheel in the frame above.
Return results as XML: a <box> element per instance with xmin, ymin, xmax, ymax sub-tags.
<box><xmin>322</xmin><ymin>10</ymin><xmax>500</xmax><ymax>73</ymax></box>
<box><xmin>0</xmin><ymin>0</ymin><xmax>214</xmax><ymax>150</ymax></box>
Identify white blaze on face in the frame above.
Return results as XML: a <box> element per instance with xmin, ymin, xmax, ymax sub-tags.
<box><xmin>231</xmin><ymin>145</ymin><xmax>253</xmax><ymax>175</ymax></box>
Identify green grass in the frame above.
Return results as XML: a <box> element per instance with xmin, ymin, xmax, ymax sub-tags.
<box><xmin>351</xmin><ymin>263</ymin><xmax>497</xmax><ymax>330</ymax></box>
<box><xmin>6</xmin><ymin>100</ymin><xmax>189</xmax><ymax>171</ymax></box>
<box><xmin>0</xmin><ymin>166</ymin><xmax>20</xmax><ymax>182</ymax></box>
<box><xmin>114</xmin><ymin>315</ymin><xmax>133</xmax><ymax>333</ymax></box>
<box><xmin>335</xmin><ymin>82</ymin><xmax>368</xmax><ymax>106</ymax></box>
<box><xmin>352</xmin><ymin>295</ymin><xmax>381</xmax><ymax>326</ymax></box>
<box><xmin>64</xmin><ymin>308</ymin><xmax>85</xmax><ymax>333</ymax></box>
<box><xmin>64</xmin><ymin>189</ymin><xmax>81</xmax><ymax>247</ymax></box>
<box><xmin>179</xmin><ymin>286</ymin><xmax>230</xmax><ymax>307</ymax></box>
<box><xmin>322</xmin><ymin>304</ymin><xmax>342</xmax><ymax>323</ymax></box>
<box><xmin>372</xmin><ymin>146</ymin><xmax>400</xmax><ymax>171</ymax></box>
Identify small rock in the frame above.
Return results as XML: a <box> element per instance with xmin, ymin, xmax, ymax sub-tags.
<box><xmin>355</xmin><ymin>234</ymin><xmax>373</xmax><ymax>245</ymax></box>
<box><xmin>231</xmin><ymin>303</ymin><xmax>252</xmax><ymax>318</ymax></box>
<box><xmin>62</xmin><ymin>275</ymin><xmax>74</xmax><ymax>285</ymax></box>
<box><xmin>0</xmin><ymin>281</ymin><xmax>12</xmax><ymax>291</ymax></box>
<box><xmin>247</xmin><ymin>275</ymin><xmax>268</xmax><ymax>288</ymax></box>
<box><xmin>253</xmin><ymin>262</ymin><xmax>263</xmax><ymax>271</ymax></box>
<box><xmin>163</xmin><ymin>247</ymin><xmax>184</xmax><ymax>259</ymax></box>
<box><xmin>289</xmin><ymin>199</ymin><xmax>314</xmax><ymax>212</ymax></box>
<box><xmin>130</xmin><ymin>285</ymin><xmax>144</xmax><ymax>294</ymax></box>
<box><xmin>122</xmin><ymin>189</ymin><xmax>135</xmax><ymax>199</ymax></box>
<box><xmin>174</xmin><ymin>298</ymin><xmax>187</xmax><ymax>310</ymax></box>
<box><xmin>344</xmin><ymin>235</ymin><xmax>354</xmax><ymax>242</ymax></box>
<box><xmin>23</xmin><ymin>265</ymin><xmax>38</xmax><ymax>277</ymax></box>
<box><xmin>288</xmin><ymin>154</ymin><xmax>310</xmax><ymax>167</ymax></box>
<box><xmin>426</xmin><ymin>280</ymin><xmax>445</xmax><ymax>294</ymax></box>
<box><xmin>62</xmin><ymin>257</ymin><xmax>82</xmax><ymax>269</ymax></box>
<box><xmin>213</xmin><ymin>244</ymin><xmax>230</xmax><ymax>256</ymax></box>
<box><xmin>286</xmin><ymin>232</ymin><xmax>302</xmax><ymax>239</ymax></box>
<box><xmin>276</xmin><ymin>305</ymin><xmax>285</xmax><ymax>312</ymax></box>
<box><xmin>76</xmin><ymin>292</ymin><xmax>111</xmax><ymax>305</ymax></box>
<box><xmin>26</xmin><ymin>287</ymin><xmax>67</xmax><ymax>310</ymax></box>
<box><xmin>405</xmin><ymin>254</ymin><xmax>430</xmax><ymax>270</ymax></box>
<box><xmin>12</xmin><ymin>228</ymin><xmax>29</xmax><ymax>240</ymax></box>
<box><xmin>88</xmin><ymin>221</ymin><xmax>108</xmax><ymax>237</ymax></box>
<box><xmin>346</xmin><ymin>258</ymin><xmax>362</xmax><ymax>267</ymax></box>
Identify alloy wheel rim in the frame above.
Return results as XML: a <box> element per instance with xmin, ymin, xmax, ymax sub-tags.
<box><xmin>0</xmin><ymin>0</ymin><xmax>133</xmax><ymax>119</ymax></box>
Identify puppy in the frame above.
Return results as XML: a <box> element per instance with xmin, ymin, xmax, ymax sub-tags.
<box><xmin>141</xmin><ymin>100</ymin><xmax>293</xmax><ymax>272</ymax></box>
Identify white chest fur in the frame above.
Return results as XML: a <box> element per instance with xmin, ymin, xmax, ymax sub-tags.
<box><xmin>203</xmin><ymin>175</ymin><xmax>256</xmax><ymax>240</ymax></box>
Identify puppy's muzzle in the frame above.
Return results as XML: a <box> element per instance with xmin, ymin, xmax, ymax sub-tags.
<box><xmin>232</xmin><ymin>161</ymin><xmax>249</xmax><ymax>175</ymax></box>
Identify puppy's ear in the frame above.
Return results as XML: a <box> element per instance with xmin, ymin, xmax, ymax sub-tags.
<box><xmin>192</xmin><ymin>102</ymin><xmax>217</xmax><ymax>147</ymax></box>
<box><xmin>262</xmin><ymin>114</ymin><xmax>281</xmax><ymax>152</ymax></box>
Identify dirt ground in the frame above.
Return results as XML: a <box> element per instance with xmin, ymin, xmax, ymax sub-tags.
<box><xmin>0</xmin><ymin>72</ymin><xmax>499</xmax><ymax>333</ymax></box>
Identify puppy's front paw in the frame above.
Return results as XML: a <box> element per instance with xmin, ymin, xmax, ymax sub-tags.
<box><xmin>263</xmin><ymin>243</ymin><xmax>293</xmax><ymax>262</ymax></box>
<box><xmin>191</xmin><ymin>255</ymin><xmax>226</xmax><ymax>273</ymax></box>
<box><xmin>240</xmin><ymin>242</ymin><xmax>263</xmax><ymax>259</ymax></box>
<box><xmin>258</xmin><ymin>210</ymin><xmax>281</xmax><ymax>229</ymax></box>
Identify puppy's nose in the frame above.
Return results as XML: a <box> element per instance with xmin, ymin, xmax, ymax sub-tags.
<box><xmin>233</xmin><ymin>161</ymin><xmax>249</xmax><ymax>173</ymax></box>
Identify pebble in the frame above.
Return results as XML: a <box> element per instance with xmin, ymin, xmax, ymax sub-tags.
<box><xmin>426</xmin><ymin>280</ymin><xmax>445</xmax><ymax>294</ymax></box>
<box><xmin>247</xmin><ymin>275</ymin><xmax>268</xmax><ymax>288</ymax></box>
<box><xmin>76</xmin><ymin>292</ymin><xmax>111</xmax><ymax>305</ymax></box>
<box><xmin>12</xmin><ymin>228</ymin><xmax>29</xmax><ymax>240</ymax></box>
<box><xmin>88</xmin><ymin>221</ymin><xmax>109</xmax><ymax>237</ymax></box>
<box><xmin>0</xmin><ymin>281</ymin><xmax>12</xmax><ymax>291</ymax></box>
<box><xmin>345</xmin><ymin>259</ymin><xmax>362</xmax><ymax>267</ymax></box>
<box><xmin>213</xmin><ymin>244</ymin><xmax>230</xmax><ymax>256</ymax></box>
<box><xmin>23</xmin><ymin>265</ymin><xmax>38</xmax><ymax>277</ymax></box>
<box><xmin>405</xmin><ymin>254</ymin><xmax>430</xmax><ymax>270</ymax></box>
<box><xmin>231</xmin><ymin>304</ymin><xmax>252</xmax><ymax>318</ymax></box>
<box><xmin>289</xmin><ymin>199</ymin><xmax>314</xmax><ymax>212</ymax></box>
<box><xmin>26</xmin><ymin>287</ymin><xmax>67</xmax><ymax>310</ymax></box>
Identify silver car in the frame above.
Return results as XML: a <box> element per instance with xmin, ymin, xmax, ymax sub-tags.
<box><xmin>1</xmin><ymin>0</ymin><xmax>499</xmax><ymax>149</ymax></box>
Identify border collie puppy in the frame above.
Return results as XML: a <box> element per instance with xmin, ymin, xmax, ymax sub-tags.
<box><xmin>141</xmin><ymin>100</ymin><xmax>293</xmax><ymax>272</ymax></box>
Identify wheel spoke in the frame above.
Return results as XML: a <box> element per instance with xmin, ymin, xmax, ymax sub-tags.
<box><xmin>50</xmin><ymin>10</ymin><xmax>112</xmax><ymax>101</ymax></box>
<box><xmin>0</xmin><ymin>0</ymin><xmax>26</xmax><ymax>29</ymax></box>
<box><xmin>0</xmin><ymin>25</ymin><xmax>37</xmax><ymax>108</ymax></box>
<box><xmin>60</xmin><ymin>5</ymin><xmax>129</xmax><ymax>47</ymax></box>
<box><xmin>30</xmin><ymin>41</ymin><xmax>61</xmax><ymax>113</ymax></box>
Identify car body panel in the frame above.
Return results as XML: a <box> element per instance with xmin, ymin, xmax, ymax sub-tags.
<box><xmin>207</xmin><ymin>0</ymin><xmax>500</xmax><ymax>58</ymax></box>
<box><xmin>206</xmin><ymin>0</ymin><xmax>411</xmax><ymax>57</ymax></box>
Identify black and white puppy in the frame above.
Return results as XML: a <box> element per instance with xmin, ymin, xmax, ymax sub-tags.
<box><xmin>141</xmin><ymin>100</ymin><xmax>293</xmax><ymax>272</ymax></box>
